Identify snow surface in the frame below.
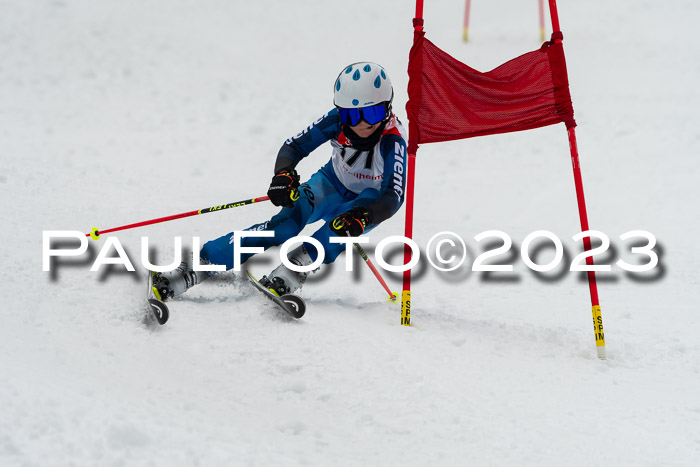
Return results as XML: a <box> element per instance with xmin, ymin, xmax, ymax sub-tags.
<box><xmin>2</xmin><ymin>0</ymin><xmax>700</xmax><ymax>465</ymax></box>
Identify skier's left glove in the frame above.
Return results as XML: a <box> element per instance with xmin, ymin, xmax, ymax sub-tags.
<box><xmin>330</xmin><ymin>207</ymin><xmax>370</xmax><ymax>237</ymax></box>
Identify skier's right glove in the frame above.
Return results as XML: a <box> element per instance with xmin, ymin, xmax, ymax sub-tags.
<box><xmin>267</xmin><ymin>169</ymin><xmax>300</xmax><ymax>207</ymax></box>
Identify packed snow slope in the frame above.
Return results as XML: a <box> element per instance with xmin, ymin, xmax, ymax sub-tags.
<box><xmin>2</xmin><ymin>0</ymin><xmax>699</xmax><ymax>465</ymax></box>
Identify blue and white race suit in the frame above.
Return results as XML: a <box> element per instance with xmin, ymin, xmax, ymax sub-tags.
<box><xmin>201</xmin><ymin>109</ymin><xmax>408</xmax><ymax>268</ymax></box>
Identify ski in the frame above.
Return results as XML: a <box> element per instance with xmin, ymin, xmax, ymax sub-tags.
<box><xmin>246</xmin><ymin>271</ymin><xmax>306</xmax><ymax>319</ymax></box>
<box><xmin>146</xmin><ymin>271</ymin><xmax>170</xmax><ymax>325</ymax></box>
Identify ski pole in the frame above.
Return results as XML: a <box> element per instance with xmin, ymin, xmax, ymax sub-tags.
<box><xmin>86</xmin><ymin>196</ymin><xmax>270</xmax><ymax>240</ymax></box>
<box><xmin>348</xmin><ymin>233</ymin><xmax>398</xmax><ymax>303</ymax></box>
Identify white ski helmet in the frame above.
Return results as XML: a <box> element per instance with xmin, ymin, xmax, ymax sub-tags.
<box><xmin>333</xmin><ymin>62</ymin><xmax>393</xmax><ymax>109</ymax></box>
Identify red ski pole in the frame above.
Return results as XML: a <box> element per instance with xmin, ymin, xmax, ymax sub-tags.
<box><xmin>347</xmin><ymin>233</ymin><xmax>397</xmax><ymax>303</ymax></box>
<box><xmin>86</xmin><ymin>196</ymin><xmax>270</xmax><ymax>240</ymax></box>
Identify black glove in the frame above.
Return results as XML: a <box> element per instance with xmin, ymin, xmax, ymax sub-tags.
<box><xmin>330</xmin><ymin>207</ymin><xmax>370</xmax><ymax>236</ymax></box>
<box><xmin>267</xmin><ymin>169</ymin><xmax>300</xmax><ymax>207</ymax></box>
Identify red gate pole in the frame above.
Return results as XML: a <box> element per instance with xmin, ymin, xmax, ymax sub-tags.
<box><xmin>539</xmin><ymin>0</ymin><xmax>546</xmax><ymax>42</ymax></box>
<box><xmin>548</xmin><ymin>0</ymin><xmax>606</xmax><ymax>359</ymax></box>
<box><xmin>402</xmin><ymin>0</ymin><xmax>424</xmax><ymax>326</ymax></box>
<box><xmin>401</xmin><ymin>151</ymin><xmax>417</xmax><ymax>326</ymax></box>
<box><xmin>463</xmin><ymin>0</ymin><xmax>471</xmax><ymax>42</ymax></box>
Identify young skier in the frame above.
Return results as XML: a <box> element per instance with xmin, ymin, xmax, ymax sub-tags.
<box><xmin>152</xmin><ymin>62</ymin><xmax>408</xmax><ymax>300</ymax></box>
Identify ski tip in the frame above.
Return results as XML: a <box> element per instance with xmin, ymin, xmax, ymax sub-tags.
<box><xmin>248</xmin><ymin>270</ymin><xmax>306</xmax><ymax>319</ymax></box>
<box><xmin>281</xmin><ymin>294</ymin><xmax>306</xmax><ymax>319</ymax></box>
<box><xmin>148</xmin><ymin>298</ymin><xmax>169</xmax><ymax>325</ymax></box>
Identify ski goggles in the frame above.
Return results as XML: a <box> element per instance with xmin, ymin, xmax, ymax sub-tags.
<box><xmin>337</xmin><ymin>103</ymin><xmax>388</xmax><ymax>126</ymax></box>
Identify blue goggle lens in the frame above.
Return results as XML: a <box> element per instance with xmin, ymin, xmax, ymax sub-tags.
<box><xmin>361</xmin><ymin>104</ymin><xmax>387</xmax><ymax>125</ymax></box>
<box><xmin>338</xmin><ymin>104</ymin><xmax>387</xmax><ymax>126</ymax></box>
<box><xmin>339</xmin><ymin>107</ymin><xmax>362</xmax><ymax>126</ymax></box>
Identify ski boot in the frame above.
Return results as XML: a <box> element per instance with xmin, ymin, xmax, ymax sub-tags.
<box><xmin>259</xmin><ymin>244</ymin><xmax>316</xmax><ymax>296</ymax></box>
<box><xmin>152</xmin><ymin>261</ymin><xmax>209</xmax><ymax>301</ymax></box>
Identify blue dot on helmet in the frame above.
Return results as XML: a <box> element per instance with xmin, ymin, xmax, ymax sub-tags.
<box><xmin>345</xmin><ymin>66</ymin><xmax>353</xmax><ymax>74</ymax></box>
<box><xmin>363</xmin><ymin>64</ymin><xmax>371</xmax><ymax>72</ymax></box>
<box><xmin>352</xmin><ymin>99</ymin><xmax>359</xmax><ymax>106</ymax></box>
<box><xmin>353</xmin><ymin>70</ymin><xmax>361</xmax><ymax>81</ymax></box>
<box><xmin>374</xmin><ymin>76</ymin><xmax>381</xmax><ymax>88</ymax></box>
<box><xmin>335</xmin><ymin>79</ymin><xmax>341</xmax><ymax>91</ymax></box>
<box><xmin>380</xmin><ymin>70</ymin><xmax>386</xmax><ymax>80</ymax></box>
